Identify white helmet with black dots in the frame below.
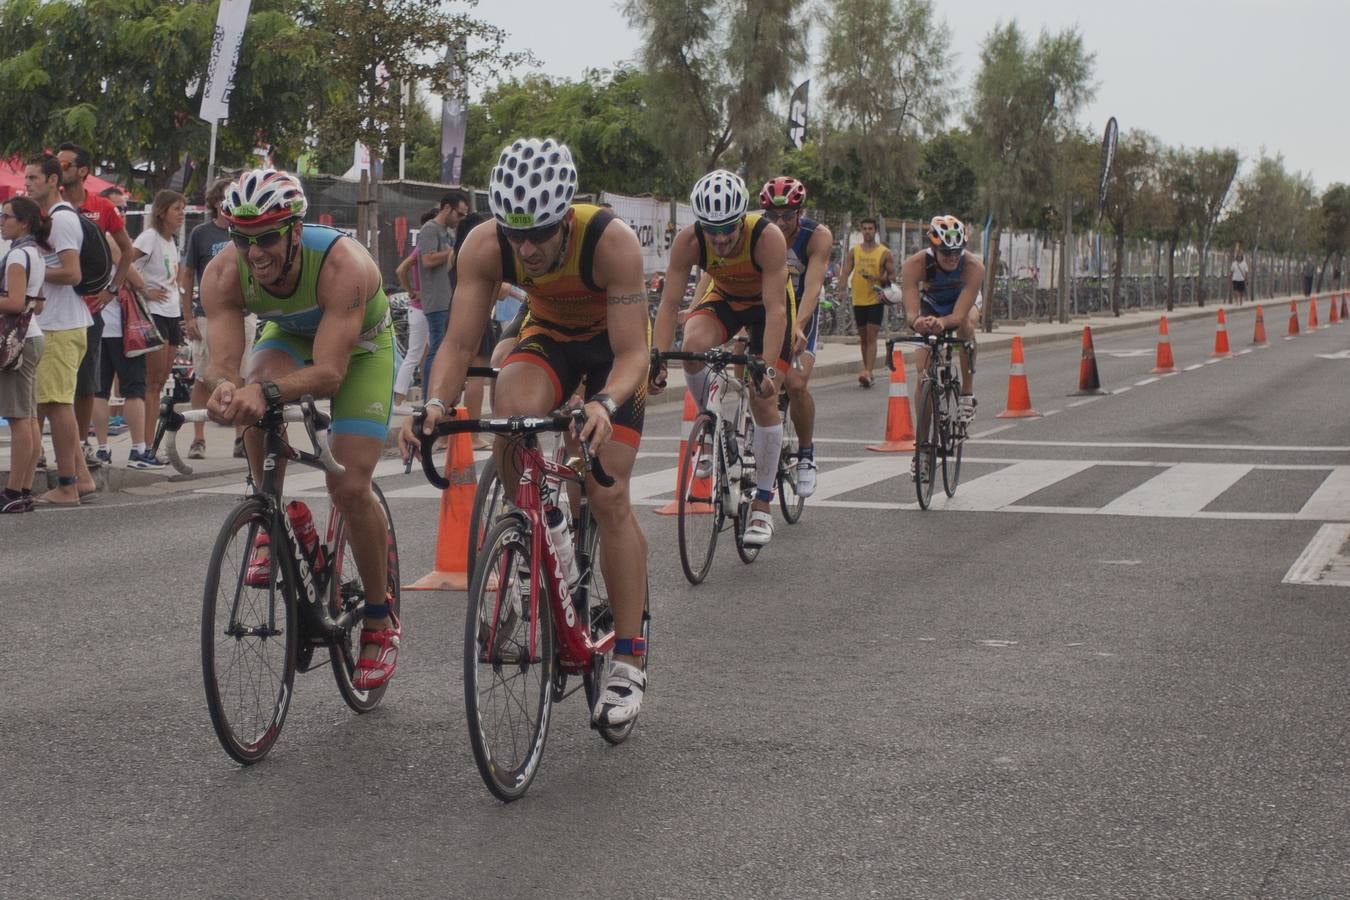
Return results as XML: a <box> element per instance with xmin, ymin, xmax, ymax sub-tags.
<box><xmin>690</xmin><ymin>169</ymin><xmax>749</xmax><ymax>227</ymax></box>
<box><xmin>488</xmin><ymin>137</ymin><xmax>578</xmax><ymax>230</ymax></box>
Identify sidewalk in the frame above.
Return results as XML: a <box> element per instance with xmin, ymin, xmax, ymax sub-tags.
<box><xmin>1</xmin><ymin>293</ymin><xmax>1330</xmax><ymax>493</ymax></box>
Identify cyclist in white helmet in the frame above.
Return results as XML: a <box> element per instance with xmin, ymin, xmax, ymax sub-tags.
<box><xmin>200</xmin><ymin>168</ymin><xmax>402</xmax><ymax>689</ymax></box>
<box><xmin>652</xmin><ymin>168</ymin><xmax>792</xmax><ymax>548</ymax></box>
<box><xmin>400</xmin><ymin>137</ymin><xmax>653</xmax><ymax>728</ymax></box>
<box><xmin>900</xmin><ymin>214</ymin><xmax>983</xmax><ymax>424</ymax></box>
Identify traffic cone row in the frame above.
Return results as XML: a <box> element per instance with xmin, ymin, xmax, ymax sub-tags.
<box><xmin>656</xmin><ymin>389</ymin><xmax>713</xmax><ymax>515</ymax></box>
<box><xmin>865</xmin><ymin>349</ymin><xmax>916</xmax><ymax>452</ymax></box>
<box><xmin>1072</xmin><ymin>326</ymin><xmax>1107</xmax><ymax>395</ymax></box>
<box><xmin>1252</xmin><ymin>306</ymin><xmax>1267</xmax><ymax>345</ymax></box>
<box><xmin>1151</xmin><ymin>316</ymin><xmax>1178</xmax><ymax>373</ymax></box>
<box><xmin>996</xmin><ymin>336</ymin><xmax>1040</xmax><ymax>418</ymax></box>
<box><xmin>1308</xmin><ymin>296</ymin><xmax>1320</xmax><ymax>330</ymax></box>
<box><xmin>1288</xmin><ymin>300</ymin><xmax>1301</xmax><ymax>336</ymax></box>
<box><xmin>1331</xmin><ymin>294</ymin><xmax>1341</xmax><ymax>325</ymax></box>
<box><xmin>1210</xmin><ymin>308</ymin><xmax>1233</xmax><ymax>358</ymax></box>
<box><xmin>405</xmin><ymin>407</ymin><xmax>476</xmax><ymax>591</ymax></box>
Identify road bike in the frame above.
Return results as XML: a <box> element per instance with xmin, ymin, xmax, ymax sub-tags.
<box><xmin>656</xmin><ymin>346</ymin><xmax>771</xmax><ymax>584</ymax></box>
<box><xmin>888</xmin><ymin>332</ymin><xmax>973</xmax><ymax>510</ymax></box>
<box><xmin>153</xmin><ymin>395</ymin><xmax>400</xmax><ymax>765</ymax></box>
<box><xmin>415</xmin><ymin>407</ymin><xmax>650</xmax><ymax>802</ymax></box>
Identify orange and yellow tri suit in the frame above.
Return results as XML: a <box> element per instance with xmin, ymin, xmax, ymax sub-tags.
<box><xmin>498</xmin><ymin>203</ymin><xmax>645</xmax><ymax>448</ymax></box>
<box><xmin>689</xmin><ymin>212</ymin><xmax>797</xmax><ymax>369</ymax></box>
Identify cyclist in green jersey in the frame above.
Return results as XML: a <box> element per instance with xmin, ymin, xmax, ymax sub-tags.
<box><xmin>200</xmin><ymin>169</ymin><xmax>401</xmax><ymax>691</ymax></box>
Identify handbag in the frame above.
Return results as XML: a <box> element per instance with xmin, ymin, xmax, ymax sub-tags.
<box><xmin>0</xmin><ymin>250</ymin><xmax>36</xmax><ymax>371</ymax></box>
<box><xmin>120</xmin><ymin>284</ymin><xmax>165</xmax><ymax>358</ymax></box>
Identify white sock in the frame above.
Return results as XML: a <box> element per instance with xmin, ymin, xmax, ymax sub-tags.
<box><xmin>133</xmin><ymin>442</ymin><xmax>146</xmax><ymax>453</ymax></box>
<box><xmin>685</xmin><ymin>366</ymin><xmax>711</xmax><ymax>412</ymax></box>
<box><xmin>751</xmin><ymin>423</ymin><xmax>782</xmax><ymax>496</ymax></box>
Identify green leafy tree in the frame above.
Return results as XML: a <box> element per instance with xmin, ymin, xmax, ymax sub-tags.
<box><xmin>1315</xmin><ymin>183</ymin><xmax>1350</xmax><ymax>290</ymax></box>
<box><xmin>1102</xmin><ymin>130</ymin><xmax>1160</xmax><ymax>316</ymax></box>
<box><xmin>1186</xmin><ymin>147</ymin><xmax>1239</xmax><ymax>306</ymax></box>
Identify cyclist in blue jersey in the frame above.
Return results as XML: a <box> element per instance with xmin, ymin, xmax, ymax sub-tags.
<box><xmin>759</xmin><ymin>176</ymin><xmax>832</xmax><ymax>498</ymax></box>
<box><xmin>199</xmin><ymin>169</ymin><xmax>401</xmax><ymax>691</ymax></box>
<box><xmin>900</xmin><ymin>215</ymin><xmax>983</xmax><ymax>425</ymax></box>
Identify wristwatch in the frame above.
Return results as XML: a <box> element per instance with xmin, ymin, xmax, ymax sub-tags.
<box><xmin>260</xmin><ymin>380</ymin><xmax>282</xmax><ymax>406</ymax></box>
<box><xmin>590</xmin><ymin>393</ymin><xmax>618</xmax><ymax>417</ymax></box>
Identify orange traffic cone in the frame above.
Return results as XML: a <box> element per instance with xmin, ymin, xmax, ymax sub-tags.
<box><xmin>1150</xmin><ymin>316</ymin><xmax>1178</xmax><ymax>374</ymax></box>
<box><xmin>656</xmin><ymin>389</ymin><xmax>713</xmax><ymax>515</ymax></box>
<box><xmin>866</xmin><ymin>348</ymin><xmax>916</xmax><ymax>451</ymax></box>
<box><xmin>1340</xmin><ymin>293</ymin><xmax>1348</xmax><ymax>321</ymax></box>
<box><xmin>1071</xmin><ymin>325</ymin><xmax>1108</xmax><ymax>395</ymax></box>
<box><xmin>1331</xmin><ymin>294</ymin><xmax>1341</xmax><ymax>324</ymax></box>
<box><xmin>996</xmin><ymin>336</ymin><xmax>1041</xmax><ymax>418</ymax></box>
<box><xmin>1252</xmin><ymin>306</ymin><xmax>1267</xmax><ymax>345</ymax></box>
<box><xmin>1210</xmin><ymin>308</ymin><xmax>1233</xmax><ymax>358</ymax></box>
<box><xmin>1308</xmin><ymin>296</ymin><xmax>1320</xmax><ymax>330</ymax></box>
<box><xmin>405</xmin><ymin>411</ymin><xmax>476</xmax><ymax>591</ymax></box>
<box><xmin>1288</xmin><ymin>300</ymin><xmax>1300</xmax><ymax>336</ymax></box>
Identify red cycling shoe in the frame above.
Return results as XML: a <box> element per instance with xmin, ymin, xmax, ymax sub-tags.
<box><xmin>245</xmin><ymin>532</ymin><xmax>272</xmax><ymax>587</ymax></box>
<box><xmin>352</xmin><ymin>609</ymin><xmax>401</xmax><ymax>691</ymax></box>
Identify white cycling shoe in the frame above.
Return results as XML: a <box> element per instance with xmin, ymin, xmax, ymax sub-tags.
<box><xmin>592</xmin><ymin>660</ymin><xmax>646</xmax><ymax>726</ymax></box>
<box><xmin>694</xmin><ymin>443</ymin><xmax>714</xmax><ymax>480</ymax></box>
<box><xmin>796</xmin><ymin>458</ymin><xmax>817</xmax><ymax>498</ymax></box>
<box><xmin>742</xmin><ymin>509</ymin><xmax>774</xmax><ymax>546</ymax></box>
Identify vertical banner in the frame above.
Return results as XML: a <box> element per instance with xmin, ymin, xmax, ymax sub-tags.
<box><xmin>1097</xmin><ymin>116</ymin><xmax>1118</xmax><ymax>225</ymax></box>
<box><xmin>786</xmin><ymin>80</ymin><xmax>809</xmax><ymax>150</ymax></box>
<box><xmin>440</xmin><ymin>38</ymin><xmax>468</xmax><ymax>185</ymax></box>
<box><xmin>200</xmin><ymin>0</ymin><xmax>252</xmax><ymax>122</ymax></box>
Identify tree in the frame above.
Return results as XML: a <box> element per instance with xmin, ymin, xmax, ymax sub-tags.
<box><xmin>819</xmin><ymin>0</ymin><xmax>951</xmax><ymax>214</ymax></box>
<box><xmin>1101</xmin><ymin>130</ymin><xmax>1160</xmax><ymax>316</ymax></box>
<box><xmin>906</xmin><ymin>128</ymin><xmax>980</xmax><ymax>223</ymax></box>
<box><xmin>622</xmin><ymin>0</ymin><xmax>807</xmax><ymax>183</ymax></box>
<box><xmin>1316</xmin><ymin>183</ymin><xmax>1350</xmax><ymax>290</ymax></box>
<box><xmin>1186</xmin><ymin>147</ymin><xmax>1239</xmax><ymax>306</ymax></box>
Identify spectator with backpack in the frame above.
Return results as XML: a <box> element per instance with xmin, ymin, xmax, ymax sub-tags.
<box><xmin>22</xmin><ymin>154</ymin><xmax>96</xmax><ymax>506</ymax></box>
<box><xmin>0</xmin><ymin>197</ymin><xmax>49</xmax><ymax>513</ymax></box>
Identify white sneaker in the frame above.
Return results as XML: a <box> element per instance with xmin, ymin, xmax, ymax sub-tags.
<box><xmin>592</xmin><ymin>660</ymin><xmax>646</xmax><ymax>726</ymax></box>
<box><xmin>958</xmin><ymin>395</ymin><xmax>977</xmax><ymax>425</ymax></box>
<box><xmin>742</xmin><ymin>509</ymin><xmax>774</xmax><ymax>546</ymax></box>
<box><xmin>796</xmin><ymin>457</ymin><xmax>817</xmax><ymax>498</ymax></box>
<box><xmin>694</xmin><ymin>443</ymin><xmax>714</xmax><ymax>480</ymax></box>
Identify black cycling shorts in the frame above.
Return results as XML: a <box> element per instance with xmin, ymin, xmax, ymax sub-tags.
<box><xmin>505</xmin><ymin>330</ymin><xmax>646</xmax><ymax>449</ymax></box>
<box><xmin>852</xmin><ymin>303</ymin><xmax>884</xmax><ymax>329</ymax></box>
<box><xmin>689</xmin><ymin>292</ymin><xmax>794</xmax><ymax>372</ymax></box>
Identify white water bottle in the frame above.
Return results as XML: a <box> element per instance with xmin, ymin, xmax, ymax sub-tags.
<box><xmin>545</xmin><ymin>506</ymin><xmax>580</xmax><ymax>589</ymax></box>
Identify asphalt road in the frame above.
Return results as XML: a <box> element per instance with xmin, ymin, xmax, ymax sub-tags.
<box><xmin>6</xmin><ymin>308</ymin><xmax>1349</xmax><ymax>899</ymax></box>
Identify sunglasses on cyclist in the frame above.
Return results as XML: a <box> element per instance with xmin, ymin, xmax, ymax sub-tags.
<box><xmin>230</xmin><ymin>222</ymin><xmax>293</xmax><ymax>252</ymax></box>
<box><xmin>936</xmin><ymin>245</ymin><xmax>963</xmax><ymax>258</ymax></box>
<box><xmin>764</xmin><ymin>208</ymin><xmax>800</xmax><ymax>222</ymax></box>
<box><xmin>502</xmin><ymin>219</ymin><xmax>564</xmax><ymax>246</ymax></box>
<box><xmin>701</xmin><ymin>218</ymin><xmax>742</xmax><ymax>236</ymax></box>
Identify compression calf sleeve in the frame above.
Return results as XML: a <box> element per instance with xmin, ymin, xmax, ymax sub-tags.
<box><xmin>685</xmin><ymin>366</ymin><xmax>711</xmax><ymax>412</ymax></box>
<box><xmin>752</xmin><ymin>423</ymin><xmax>782</xmax><ymax>496</ymax></box>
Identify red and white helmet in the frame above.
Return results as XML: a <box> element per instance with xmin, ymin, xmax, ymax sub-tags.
<box><xmin>760</xmin><ymin>176</ymin><xmax>806</xmax><ymax>210</ymax></box>
<box><xmin>222</xmin><ymin>169</ymin><xmax>308</xmax><ymax>227</ymax></box>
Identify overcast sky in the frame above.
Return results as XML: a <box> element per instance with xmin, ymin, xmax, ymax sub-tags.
<box><xmin>475</xmin><ymin>0</ymin><xmax>1350</xmax><ymax>191</ymax></box>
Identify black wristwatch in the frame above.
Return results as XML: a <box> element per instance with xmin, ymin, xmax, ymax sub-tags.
<box><xmin>260</xmin><ymin>380</ymin><xmax>282</xmax><ymax>406</ymax></box>
<box><xmin>590</xmin><ymin>393</ymin><xmax>618</xmax><ymax>417</ymax></box>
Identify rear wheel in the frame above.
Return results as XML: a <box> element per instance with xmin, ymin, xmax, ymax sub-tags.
<box><xmin>464</xmin><ymin>514</ymin><xmax>554</xmax><ymax>802</ymax></box>
<box><xmin>777</xmin><ymin>391</ymin><xmax>805</xmax><ymax>524</ymax></box>
<box><xmin>677</xmin><ymin>413</ymin><xmax>722</xmax><ymax>584</ymax></box>
<box><xmin>941</xmin><ymin>381</ymin><xmax>964</xmax><ymax>497</ymax></box>
<box><xmin>329</xmin><ymin>484</ymin><xmax>401</xmax><ymax>712</ymax></box>
<box><xmin>201</xmin><ymin>498</ymin><xmax>296</xmax><ymax>765</ymax></box>
<box><xmin>914</xmin><ymin>379</ymin><xmax>940</xmax><ymax>510</ymax></box>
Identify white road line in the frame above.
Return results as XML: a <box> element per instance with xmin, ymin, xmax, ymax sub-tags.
<box><xmin>938</xmin><ymin>460</ymin><xmax>1094</xmax><ymax>511</ymax></box>
<box><xmin>1282</xmin><ymin>524</ymin><xmax>1350</xmax><ymax>586</ymax></box>
<box><xmin>1184</xmin><ymin>363</ymin><xmax>1206</xmax><ymax>371</ymax></box>
<box><xmin>969</xmin><ymin>424</ymin><xmax>1019</xmax><ymax>438</ymax></box>
<box><xmin>809</xmin><ymin>458</ymin><xmax>899</xmax><ymax>501</ymax></box>
<box><xmin>1043</xmin><ymin>408</ymin><xmax>1062</xmax><ymax>416</ymax></box>
<box><xmin>1235</xmin><ymin>348</ymin><xmax>1252</xmax><ymax>356</ymax></box>
<box><xmin>974</xmin><ymin>439</ymin><xmax>1350</xmax><ymax>453</ymax></box>
<box><xmin>1298</xmin><ymin>468</ymin><xmax>1350</xmax><ymax>520</ymax></box>
<box><xmin>1204</xmin><ymin>358</ymin><xmax>1223</xmax><ymax>365</ymax></box>
<box><xmin>1066</xmin><ymin>397</ymin><xmax>1105</xmax><ymax>408</ymax></box>
<box><xmin>1134</xmin><ymin>377</ymin><xmax>1160</xmax><ymax>386</ymax></box>
<box><xmin>1115</xmin><ymin>386</ymin><xmax>1133</xmax><ymax>394</ymax></box>
<box><xmin>630</xmin><ymin>467</ymin><xmax>683</xmax><ymax>501</ymax></box>
<box><xmin>1099</xmin><ymin>463</ymin><xmax>1251</xmax><ymax>516</ymax></box>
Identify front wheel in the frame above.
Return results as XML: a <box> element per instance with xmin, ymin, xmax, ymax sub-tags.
<box><xmin>734</xmin><ymin>419</ymin><xmax>761</xmax><ymax>564</ymax></box>
<box><xmin>465</xmin><ymin>514</ymin><xmax>555</xmax><ymax>802</ymax></box>
<box><xmin>677</xmin><ymin>413</ymin><xmax>722</xmax><ymax>585</ymax></box>
<box><xmin>941</xmin><ymin>382</ymin><xmax>964</xmax><ymax>497</ymax></box>
<box><xmin>329</xmin><ymin>483</ymin><xmax>401</xmax><ymax>712</ymax></box>
<box><xmin>202</xmin><ymin>498</ymin><xmax>296</xmax><ymax>765</ymax></box>
<box><xmin>468</xmin><ymin>453</ymin><xmax>505</xmax><ymax>578</ymax></box>
<box><xmin>914</xmin><ymin>379</ymin><xmax>940</xmax><ymax>510</ymax></box>
<box><xmin>777</xmin><ymin>391</ymin><xmax>805</xmax><ymax>524</ymax></box>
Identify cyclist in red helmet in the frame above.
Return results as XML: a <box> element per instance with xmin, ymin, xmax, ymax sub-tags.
<box><xmin>759</xmin><ymin>176</ymin><xmax>832</xmax><ymax>498</ymax></box>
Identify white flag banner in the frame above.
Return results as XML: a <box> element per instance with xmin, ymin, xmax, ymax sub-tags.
<box><xmin>200</xmin><ymin>0</ymin><xmax>252</xmax><ymax>122</ymax></box>
<box><xmin>600</xmin><ymin>192</ymin><xmax>696</xmax><ymax>274</ymax></box>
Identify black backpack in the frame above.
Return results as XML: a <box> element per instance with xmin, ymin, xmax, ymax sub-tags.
<box><xmin>52</xmin><ymin>202</ymin><xmax>112</xmax><ymax>296</ymax></box>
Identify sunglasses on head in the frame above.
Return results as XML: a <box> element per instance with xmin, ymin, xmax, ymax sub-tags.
<box><xmin>701</xmin><ymin>218</ymin><xmax>741</xmax><ymax>236</ymax></box>
<box><xmin>230</xmin><ymin>222</ymin><xmax>293</xmax><ymax>251</ymax></box>
<box><xmin>502</xmin><ymin>219</ymin><xmax>564</xmax><ymax>246</ymax></box>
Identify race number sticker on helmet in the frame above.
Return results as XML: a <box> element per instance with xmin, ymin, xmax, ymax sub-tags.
<box><xmin>223</xmin><ymin>170</ymin><xmax>308</xmax><ymax>226</ymax></box>
<box><xmin>929</xmin><ymin>215</ymin><xmax>966</xmax><ymax>250</ymax></box>
<box><xmin>691</xmin><ymin>169</ymin><xmax>749</xmax><ymax>225</ymax></box>
<box><xmin>488</xmin><ymin>138</ymin><xmax>578</xmax><ymax>229</ymax></box>
<box><xmin>760</xmin><ymin>176</ymin><xmax>806</xmax><ymax>210</ymax></box>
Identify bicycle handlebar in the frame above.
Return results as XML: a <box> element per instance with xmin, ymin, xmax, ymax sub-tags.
<box><xmin>885</xmin><ymin>334</ymin><xmax>972</xmax><ymax>371</ymax></box>
<box><xmin>655</xmin><ymin>348</ymin><xmax>768</xmax><ymax>383</ymax></box>
<box><xmin>413</xmin><ymin>408</ymin><xmax>615</xmax><ymax>491</ymax></box>
<box><xmin>153</xmin><ymin>395</ymin><xmax>343</xmax><ymax>476</ymax></box>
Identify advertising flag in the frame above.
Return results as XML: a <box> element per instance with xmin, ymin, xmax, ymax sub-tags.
<box><xmin>440</xmin><ymin>38</ymin><xmax>468</xmax><ymax>185</ymax></box>
<box><xmin>787</xmin><ymin>80</ymin><xmax>809</xmax><ymax>150</ymax></box>
<box><xmin>200</xmin><ymin>0</ymin><xmax>252</xmax><ymax>122</ymax></box>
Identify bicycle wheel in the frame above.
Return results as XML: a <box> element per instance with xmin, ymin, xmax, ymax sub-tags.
<box><xmin>468</xmin><ymin>453</ymin><xmax>505</xmax><ymax>578</ymax></box>
<box><xmin>941</xmin><ymin>382</ymin><xmax>964</xmax><ymax>497</ymax></box>
<box><xmin>329</xmin><ymin>484</ymin><xmax>401</xmax><ymax>712</ymax></box>
<box><xmin>777</xmin><ymin>392</ymin><xmax>805</xmax><ymax>524</ymax></box>
<box><xmin>677</xmin><ymin>413</ymin><xmax>722</xmax><ymax>585</ymax></box>
<box><xmin>577</xmin><ymin>512</ymin><xmax>652</xmax><ymax>746</ymax></box>
<box><xmin>201</xmin><ymin>498</ymin><xmax>296</xmax><ymax>765</ymax></box>
<box><xmin>734</xmin><ymin>419</ymin><xmax>761</xmax><ymax>564</ymax></box>
<box><xmin>914</xmin><ymin>379</ymin><xmax>940</xmax><ymax>510</ymax></box>
<box><xmin>464</xmin><ymin>514</ymin><xmax>555</xmax><ymax>802</ymax></box>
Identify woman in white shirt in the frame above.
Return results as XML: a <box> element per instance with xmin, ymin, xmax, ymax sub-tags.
<box><xmin>131</xmin><ymin>190</ymin><xmax>185</xmax><ymax>414</ymax></box>
<box><xmin>1230</xmin><ymin>249</ymin><xmax>1249</xmax><ymax>304</ymax></box>
<box><xmin>0</xmin><ymin>197</ymin><xmax>49</xmax><ymax>513</ymax></box>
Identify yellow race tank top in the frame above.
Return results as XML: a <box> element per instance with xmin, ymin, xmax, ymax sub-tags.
<box><xmin>697</xmin><ymin>213</ymin><xmax>770</xmax><ymax>306</ymax></box>
<box><xmin>849</xmin><ymin>241</ymin><xmax>888</xmax><ymax>307</ymax></box>
<box><xmin>497</xmin><ymin>204</ymin><xmax>614</xmax><ymax>342</ymax></box>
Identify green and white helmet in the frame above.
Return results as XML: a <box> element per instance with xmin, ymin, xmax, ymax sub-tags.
<box><xmin>488</xmin><ymin>138</ymin><xmax>578</xmax><ymax>230</ymax></box>
<box><xmin>222</xmin><ymin>169</ymin><xmax>308</xmax><ymax>227</ymax></box>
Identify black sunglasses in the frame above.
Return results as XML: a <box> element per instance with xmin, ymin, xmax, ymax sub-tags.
<box><xmin>230</xmin><ymin>222</ymin><xmax>293</xmax><ymax>251</ymax></box>
<box><xmin>764</xmin><ymin>208</ymin><xmax>800</xmax><ymax>222</ymax></box>
<box><xmin>502</xmin><ymin>219</ymin><xmax>564</xmax><ymax>246</ymax></box>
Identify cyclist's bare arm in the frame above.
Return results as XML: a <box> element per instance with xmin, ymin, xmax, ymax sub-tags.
<box><xmin>198</xmin><ymin>246</ymin><xmax>249</xmax><ymax>390</ymax></box>
<box><xmin>394</xmin><ymin>252</ymin><xmax>416</xmax><ymax>296</ymax></box>
<box><xmin>881</xmin><ymin>248</ymin><xmax>897</xmax><ymax>284</ymax></box>
<box><xmin>797</xmin><ymin>223</ymin><xmax>834</xmax><ymax>324</ymax></box>
<box><xmin>693</xmin><ymin>270</ymin><xmax>711</xmax><ymax>303</ymax></box>
<box><xmin>300</xmin><ymin>238</ymin><xmax>385</xmax><ymax>402</ymax></box>
<box><xmin>753</xmin><ymin>222</ymin><xmax>789</xmax><ymax>377</ymax></box>
<box><xmin>947</xmin><ymin>256</ymin><xmax>985</xmax><ymax>331</ymax></box>
<box><xmin>899</xmin><ymin>250</ymin><xmax>927</xmax><ymax>327</ymax></box>
<box><xmin>594</xmin><ymin>220</ymin><xmax>651</xmax><ymax>406</ymax></box>
<box><xmin>422</xmin><ymin>223</ymin><xmax>501</xmax><ymax>411</ymax></box>
<box><xmin>653</xmin><ymin>225</ymin><xmax>700</xmax><ymax>353</ymax></box>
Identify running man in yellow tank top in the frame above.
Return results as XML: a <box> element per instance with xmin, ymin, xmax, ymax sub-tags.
<box><xmin>839</xmin><ymin>217</ymin><xmax>895</xmax><ymax>387</ymax></box>
<box><xmin>653</xmin><ymin>169</ymin><xmax>791</xmax><ymax>548</ymax></box>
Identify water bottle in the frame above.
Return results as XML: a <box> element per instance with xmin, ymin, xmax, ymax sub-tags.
<box><xmin>545</xmin><ymin>506</ymin><xmax>580</xmax><ymax>589</ymax></box>
<box><xmin>286</xmin><ymin>500</ymin><xmax>324</xmax><ymax>572</ymax></box>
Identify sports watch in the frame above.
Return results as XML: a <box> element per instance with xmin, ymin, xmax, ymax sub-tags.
<box><xmin>590</xmin><ymin>393</ymin><xmax>618</xmax><ymax>417</ymax></box>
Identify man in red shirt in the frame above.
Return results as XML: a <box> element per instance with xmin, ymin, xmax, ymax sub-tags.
<box><xmin>57</xmin><ymin>142</ymin><xmax>134</xmax><ymax>474</ymax></box>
